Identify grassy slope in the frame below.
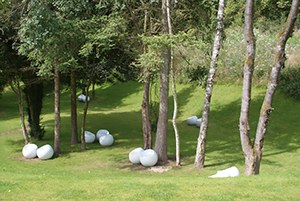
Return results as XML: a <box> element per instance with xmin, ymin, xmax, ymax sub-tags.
<box><xmin>0</xmin><ymin>81</ymin><xmax>299</xmax><ymax>200</ymax></box>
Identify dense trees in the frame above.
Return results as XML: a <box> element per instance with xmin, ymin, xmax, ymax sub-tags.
<box><xmin>1</xmin><ymin>0</ymin><xmax>299</xmax><ymax>175</ymax></box>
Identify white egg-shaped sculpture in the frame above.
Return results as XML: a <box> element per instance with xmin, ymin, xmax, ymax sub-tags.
<box><xmin>187</xmin><ymin>116</ymin><xmax>198</xmax><ymax>125</ymax></box>
<box><xmin>37</xmin><ymin>144</ymin><xmax>54</xmax><ymax>160</ymax></box>
<box><xmin>22</xmin><ymin>143</ymin><xmax>38</xmax><ymax>159</ymax></box>
<box><xmin>209</xmin><ymin>170</ymin><xmax>230</xmax><ymax>178</ymax></box>
<box><xmin>224</xmin><ymin>166</ymin><xmax>240</xmax><ymax>177</ymax></box>
<box><xmin>208</xmin><ymin>166</ymin><xmax>240</xmax><ymax>178</ymax></box>
<box><xmin>78</xmin><ymin>94</ymin><xmax>85</xmax><ymax>102</ymax></box>
<box><xmin>140</xmin><ymin>149</ymin><xmax>158</xmax><ymax>167</ymax></box>
<box><xmin>85</xmin><ymin>131</ymin><xmax>95</xmax><ymax>143</ymax></box>
<box><xmin>96</xmin><ymin>129</ymin><xmax>110</xmax><ymax>140</ymax></box>
<box><xmin>129</xmin><ymin>147</ymin><xmax>145</xmax><ymax>164</ymax></box>
<box><xmin>196</xmin><ymin>118</ymin><xmax>202</xmax><ymax>127</ymax></box>
<box><xmin>99</xmin><ymin>134</ymin><xmax>114</xmax><ymax>146</ymax></box>
<box><xmin>78</xmin><ymin>94</ymin><xmax>90</xmax><ymax>102</ymax></box>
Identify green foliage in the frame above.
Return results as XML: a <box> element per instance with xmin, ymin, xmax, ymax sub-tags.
<box><xmin>187</xmin><ymin>65</ymin><xmax>209</xmax><ymax>87</ymax></box>
<box><xmin>136</xmin><ymin>31</ymin><xmax>209</xmax><ymax>82</ymax></box>
<box><xmin>279</xmin><ymin>67</ymin><xmax>300</xmax><ymax>100</ymax></box>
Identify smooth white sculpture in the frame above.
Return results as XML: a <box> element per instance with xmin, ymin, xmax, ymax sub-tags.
<box><xmin>22</xmin><ymin>143</ymin><xmax>38</xmax><ymax>159</ymax></box>
<box><xmin>196</xmin><ymin>118</ymin><xmax>202</xmax><ymax>127</ymax></box>
<box><xmin>209</xmin><ymin>166</ymin><xmax>240</xmax><ymax>178</ymax></box>
<box><xmin>37</xmin><ymin>144</ymin><xmax>54</xmax><ymax>160</ymax></box>
<box><xmin>140</xmin><ymin>149</ymin><xmax>158</xmax><ymax>167</ymax></box>
<box><xmin>78</xmin><ymin>94</ymin><xmax>90</xmax><ymax>102</ymax></box>
<box><xmin>96</xmin><ymin>129</ymin><xmax>110</xmax><ymax>140</ymax></box>
<box><xmin>85</xmin><ymin>131</ymin><xmax>95</xmax><ymax>143</ymax></box>
<box><xmin>99</xmin><ymin>134</ymin><xmax>114</xmax><ymax>146</ymax></box>
<box><xmin>187</xmin><ymin>116</ymin><xmax>198</xmax><ymax>125</ymax></box>
<box><xmin>129</xmin><ymin>147</ymin><xmax>145</xmax><ymax>164</ymax></box>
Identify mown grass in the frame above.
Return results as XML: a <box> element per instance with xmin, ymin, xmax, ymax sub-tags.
<box><xmin>0</xmin><ymin>81</ymin><xmax>300</xmax><ymax>200</ymax></box>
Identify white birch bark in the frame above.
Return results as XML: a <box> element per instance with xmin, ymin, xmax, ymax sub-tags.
<box><xmin>194</xmin><ymin>0</ymin><xmax>225</xmax><ymax>169</ymax></box>
<box><xmin>167</xmin><ymin>0</ymin><xmax>181</xmax><ymax>166</ymax></box>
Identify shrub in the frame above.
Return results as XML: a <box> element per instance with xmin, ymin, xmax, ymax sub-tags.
<box><xmin>279</xmin><ymin>67</ymin><xmax>300</xmax><ymax>100</ymax></box>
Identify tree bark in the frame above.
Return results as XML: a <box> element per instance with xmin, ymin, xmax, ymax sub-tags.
<box><xmin>194</xmin><ymin>0</ymin><xmax>225</xmax><ymax>169</ymax></box>
<box><xmin>70</xmin><ymin>69</ymin><xmax>78</xmax><ymax>144</ymax></box>
<box><xmin>166</xmin><ymin>0</ymin><xmax>180</xmax><ymax>166</ymax></box>
<box><xmin>155</xmin><ymin>0</ymin><xmax>170</xmax><ymax>163</ymax></box>
<box><xmin>81</xmin><ymin>80</ymin><xmax>91</xmax><ymax>150</ymax></box>
<box><xmin>54</xmin><ymin>63</ymin><xmax>61</xmax><ymax>156</ymax></box>
<box><xmin>246</xmin><ymin>0</ymin><xmax>300</xmax><ymax>176</ymax></box>
<box><xmin>141</xmin><ymin>75</ymin><xmax>152</xmax><ymax>149</ymax></box>
<box><xmin>9</xmin><ymin>80</ymin><xmax>30</xmax><ymax>144</ymax></box>
<box><xmin>239</xmin><ymin>0</ymin><xmax>256</xmax><ymax>175</ymax></box>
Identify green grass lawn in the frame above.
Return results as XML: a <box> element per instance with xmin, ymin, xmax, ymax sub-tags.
<box><xmin>0</xmin><ymin>81</ymin><xmax>300</xmax><ymax>200</ymax></box>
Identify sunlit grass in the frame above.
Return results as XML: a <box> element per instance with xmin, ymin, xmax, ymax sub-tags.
<box><xmin>0</xmin><ymin>81</ymin><xmax>300</xmax><ymax>200</ymax></box>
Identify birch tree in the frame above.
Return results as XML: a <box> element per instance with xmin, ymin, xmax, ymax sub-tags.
<box><xmin>194</xmin><ymin>0</ymin><xmax>225</xmax><ymax>169</ymax></box>
<box><xmin>240</xmin><ymin>0</ymin><xmax>300</xmax><ymax>176</ymax></box>
<box><xmin>166</xmin><ymin>0</ymin><xmax>181</xmax><ymax>166</ymax></box>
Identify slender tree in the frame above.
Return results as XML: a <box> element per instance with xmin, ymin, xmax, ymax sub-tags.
<box><xmin>194</xmin><ymin>0</ymin><xmax>225</xmax><ymax>169</ymax></box>
<box><xmin>70</xmin><ymin>68</ymin><xmax>78</xmax><ymax>144</ymax></box>
<box><xmin>54</xmin><ymin>62</ymin><xmax>61</xmax><ymax>156</ymax></box>
<box><xmin>166</xmin><ymin>0</ymin><xmax>181</xmax><ymax>166</ymax></box>
<box><xmin>8</xmin><ymin>79</ymin><xmax>30</xmax><ymax>144</ymax></box>
<box><xmin>240</xmin><ymin>0</ymin><xmax>300</xmax><ymax>176</ymax></box>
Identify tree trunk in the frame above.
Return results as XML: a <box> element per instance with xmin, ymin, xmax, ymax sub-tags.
<box><xmin>141</xmin><ymin>75</ymin><xmax>152</xmax><ymax>149</ymax></box>
<box><xmin>81</xmin><ymin>80</ymin><xmax>92</xmax><ymax>150</ymax></box>
<box><xmin>9</xmin><ymin>80</ymin><xmax>30</xmax><ymax>144</ymax></box>
<box><xmin>54</xmin><ymin>63</ymin><xmax>61</xmax><ymax>156</ymax></box>
<box><xmin>194</xmin><ymin>0</ymin><xmax>225</xmax><ymax>169</ymax></box>
<box><xmin>23</xmin><ymin>81</ymin><xmax>44</xmax><ymax>140</ymax></box>
<box><xmin>92</xmin><ymin>81</ymin><xmax>95</xmax><ymax>99</ymax></box>
<box><xmin>70</xmin><ymin>69</ymin><xmax>78</xmax><ymax>144</ymax></box>
<box><xmin>246</xmin><ymin>0</ymin><xmax>300</xmax><ymax>176</ymax></box>
<box><xmin>166</xmin><ymin>0</ymin><xmax>180</xmax><ymax>166</ymax></box>
<box><xmin>155</xmin><ymin>0</ymin><xmax>170</xmax><ymax>163</ymax></box>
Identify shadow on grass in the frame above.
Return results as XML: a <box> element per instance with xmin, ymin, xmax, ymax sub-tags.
<box><xmin>5</xmin><ymin>83</ymin><xmax>300</xmax><ymax>171</ymax></box>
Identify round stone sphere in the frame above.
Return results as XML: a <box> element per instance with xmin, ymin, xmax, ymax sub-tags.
<box><xmin>37</xmin><ymin>144</ymin><xmax>54</xmax><ymax>160</ymax></box>
<box><xmin>78</xmin><ymin>94</ymin><xmax>85</xmax><ymax>102</ymax></box>
<box><xmin>85</xmin><ymin>131</ymin><xmax>95</xmax><ymax>143</ymax></box>
<box><xmin>187</xmin><ymin>116</ymin><xmax>198</xmax><ymax>125</ymax></box>
<box><xmin>196</xmin><ymin>118</ymin><xmax>202</xmax><ymax>127</ymax></box>
<box><xmin>96</xmin><ymin>129</ymin><xmax>109</xmax><ymax>140</ymax></box>
<box><xmin>22</xmin><ymin>143</ymin><xmax>38</xmax><ymax>159</ymax></box>
<box><xmin>140</xmin><ymin>149</ymin><xmax>158</xmax><ymax>167</ymax></box>
<box><xmin>99</xmin><ymin>134</ymin><xmax>114</xmax><ymax>146</ymax></box>
<box><xmin>129</xmin><ymin>147</ymin><xmax>144</xmax><ymax>164</ymax></box>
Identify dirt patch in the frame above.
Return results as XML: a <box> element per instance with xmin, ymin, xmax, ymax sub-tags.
<box><xmin>149</xmin><ymin>165</ymin><xmax>172</xmax><ymax>173</ymax></box>
<box><xmin>17</xmin><ymin>156</ymin><xmax>41</xmax><ymax>162</ymax></box>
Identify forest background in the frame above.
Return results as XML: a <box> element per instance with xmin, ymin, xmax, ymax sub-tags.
<box><xmin>0</xmin><ymin>0</ymin><xmax>300</xmax><ymax>199</ymax></box>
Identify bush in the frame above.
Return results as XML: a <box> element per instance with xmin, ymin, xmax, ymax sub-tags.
<box><xmin>279</xmin><ymin>67</ymin><xmax>300</xmax><ymax>100</ymax></box>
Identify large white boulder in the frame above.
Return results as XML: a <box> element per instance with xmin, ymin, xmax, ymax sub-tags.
<box><xmin>129</xmin><ymin>147</ymin><xmax>145</xmax><ymax>164</ymax></box>
<box><xmin>96</xmin><ymin>129</ymin><xmax>110</xmax><ymax>140</ymax></box>
<box><xmin>187</xmin><ymin>116</ymin><xmax>198</xmax><ymax>125</ymax></box>
<box><xmin>196</xmin><ymin>118</ymin><xmax>202</xmax><ymax>128</ymax></box>
<box><xmin>140</xmin><ymin>149</ymin><xmax>158</xmax><ymax>167</ymax></box>
<box><xmin>209</xmin><ymin>166</ymin><xmax>240</xmax><ymax>178</ymax></box>
<box><xmin>22</xmin><ymin>143</ymin><xmax>38</xmax><ymax>159</ymax></box>
<box><xmin>85</xmin><ymin>131</ymin><xmax>95</xmax><ymax>143</ymax></box>
<box><xmin>99</xmin><ymin>134</ymin><xmax>114</xmax><ymax>146</ymax></box>
<box><xmin>37</xmin><ymin>144</ymin><xmax>54</xmax><ymax>160</ymax></box>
